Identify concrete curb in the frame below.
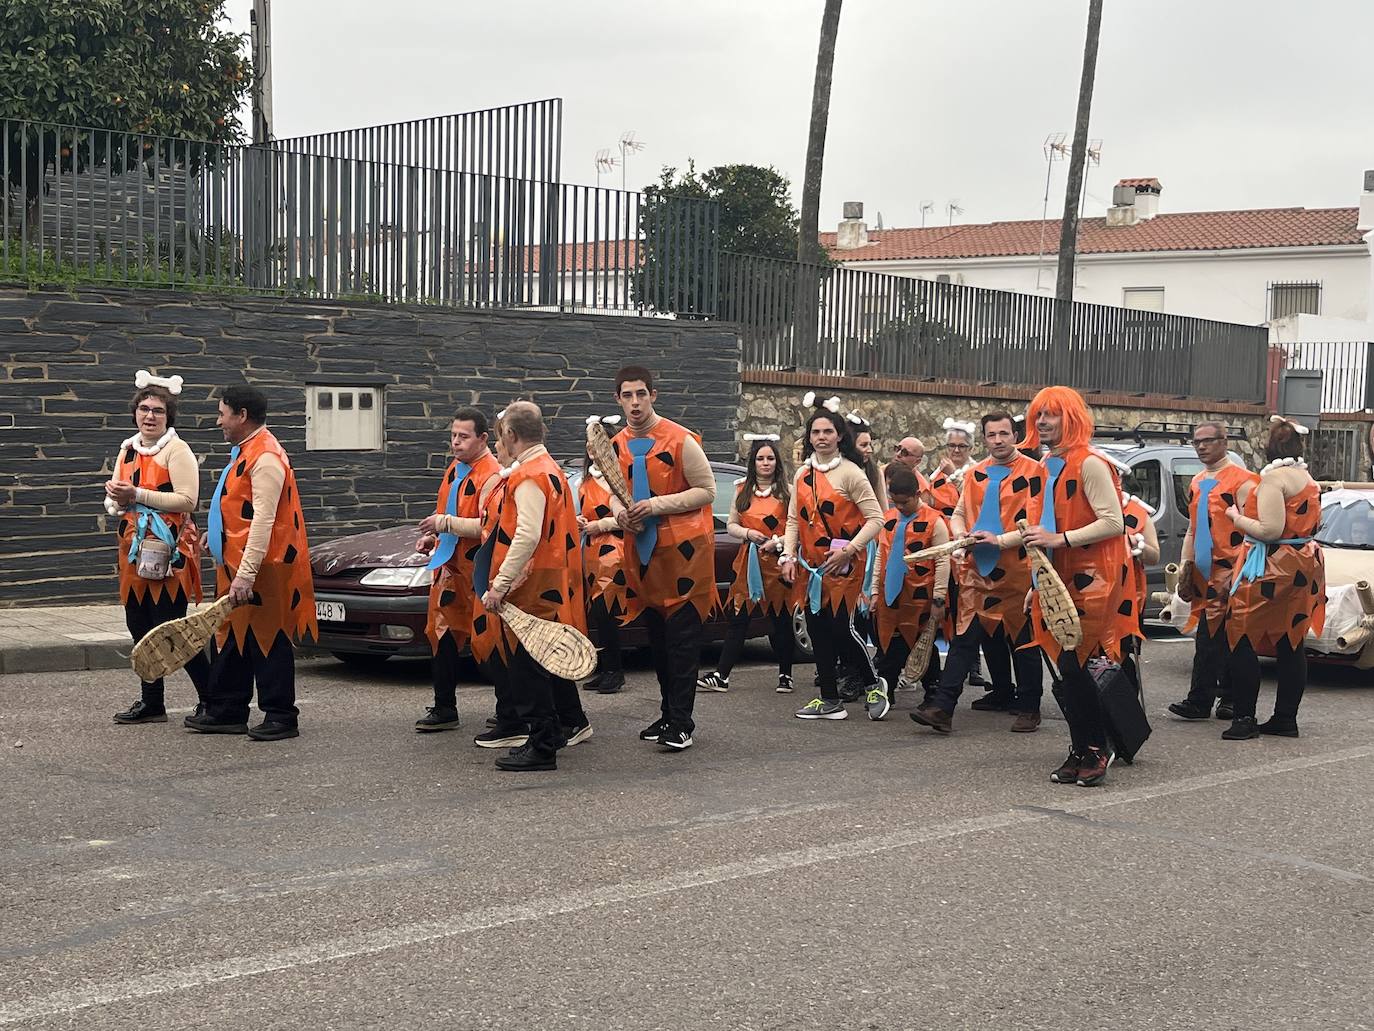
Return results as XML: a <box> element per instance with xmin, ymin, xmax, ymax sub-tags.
<box><xmin>0</xmin><ymin>638</ymin><xmax>130</xmax><ymax>675</ymax></box>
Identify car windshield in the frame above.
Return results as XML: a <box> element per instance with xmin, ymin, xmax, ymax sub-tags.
<box><xmin>1317</xmin><ymin>497</ymin><xmax>1374</xmax><ymax>549</ymax></box>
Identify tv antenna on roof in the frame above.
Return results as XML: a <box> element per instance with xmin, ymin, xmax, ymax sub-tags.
<box><xmin>946</xmin><ymin>199</ymin><xmax>964</xmax><ymax>226</ymax></box>
<box><xmin>617</xmin><ymin>131</ymin><xmax>646</xmax><ymax>191</ymax></box>
<box><xmin>919</xmin><ymin>200</ymin><xmax>934</xmax><ymax>227</ymax></box>
<box><xmin>1036</xmin><ymin>132</ymin><xmax>1070</xmax><ymax>291</ymax></box>
<box><xmin>594</xmin><ymin>148</ymin><xmax>619</xmax><ymax>188</ymax></box>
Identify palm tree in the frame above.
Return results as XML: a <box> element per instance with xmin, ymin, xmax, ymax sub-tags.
<box><xmin>1052</xmin><ymin>0</ymin><xmax>1104</xmax><ymax>356</ymax></box>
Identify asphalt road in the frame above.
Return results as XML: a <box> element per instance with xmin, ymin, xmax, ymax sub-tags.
<box><xmin>3</xmin><ymin>636</ymin><xmax>1373</xmax><ymax>1030</ymax></box>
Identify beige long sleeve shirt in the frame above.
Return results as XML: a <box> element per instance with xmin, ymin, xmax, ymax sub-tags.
<box><xmin>491</xmin><ymin>444</ymin><xmax>551</xmax><ymax>595</ymax></box>
<box><xmin>234</xmin><ymin>426</ymin><xmax>284</xmax><ymax>583</ymax></box>
<box><xmin>121</xmin><ymin>436</ymin><xmax>199</xmax><ymax>514</ymax></box>
<box><xmin>783</xmin><ymin>457</ymin><xmax>885</xmax><ymax>560</ymax></box>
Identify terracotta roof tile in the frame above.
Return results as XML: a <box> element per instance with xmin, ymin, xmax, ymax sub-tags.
<box><xmin>821</xmin><ymin>206</ymin><xmax>1364</xmax><ymax>262</ymax></box>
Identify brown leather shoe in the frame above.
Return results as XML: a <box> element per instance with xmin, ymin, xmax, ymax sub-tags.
<box><xmin>909</xmin><ymin>704</ymin><xmax>952</xmax><ymax>734</ymax></box>
<box><xmin>1010</xmin><ymin>712</ymin><xmax>1041</xmax><ymax>733</ymax></box>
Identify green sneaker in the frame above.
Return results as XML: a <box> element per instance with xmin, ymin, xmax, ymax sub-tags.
<box><xmin>795</xmin><ymin>698</ymin><xmax>847</xmax><ymax>720</ymax></box>
<box><xmin>865</xmin><ymin>678</ymin><xmax>891</xmax><ymax>721</ymax></box>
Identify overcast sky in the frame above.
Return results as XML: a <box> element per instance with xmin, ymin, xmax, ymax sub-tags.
<box><xmin>223</xmin><ymin>0</ymin><xmax>1374</xmax><ymax>230</ymax></box>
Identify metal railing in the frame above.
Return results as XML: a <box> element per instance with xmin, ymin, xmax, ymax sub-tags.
<box><xmin>723</xmin><ymin>252</ymin><xmax>1270</xmax><ymax>404</ymax></box>
<box><xmin>274</xmin><ymin>99</ymin><xmax>563</xmax><ymax>182</ymax></box>
<box><xmin>1277</xmin><ymin>340</ymin><xmax>1374</xmax><ymax>413</ymax></box>
<box><xmin>0</xmin><ymin>118</ymin><xmax>717</xmax><ymax>315</ymax></box>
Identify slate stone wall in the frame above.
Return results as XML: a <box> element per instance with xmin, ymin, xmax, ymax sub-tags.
<box><xmin>0</xmin><ymin>286</ymin><xmax>740</xmax><ymax>605</ymax></box>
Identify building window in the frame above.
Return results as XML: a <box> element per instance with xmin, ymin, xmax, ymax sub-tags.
<box><xmin>1122</xmin><ymin>287</ymin><xmax>1164</xmax><ymax>312</ymax></box>
<box><xmin>1268</xmin><ymin>281</ymin><xmax>1321</xmax><ymax>320</ymax></box>
<box><xmin>306</xmin><ymin>385</ymin><xmax>383</xmax><ymax>451</ymax></box>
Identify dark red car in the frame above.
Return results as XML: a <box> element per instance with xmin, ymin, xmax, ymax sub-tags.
<box><xmin>308</xmin><ymin>460</ymin><xmax>809</xmax><ymax>670</ymax></box>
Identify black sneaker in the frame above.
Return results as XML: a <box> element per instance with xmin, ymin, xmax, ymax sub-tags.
<box><xmin>495</xmin><ymin>743</ymin><xmax>557</xmax><ymax>771</ymax></box>
<box><xmin>971</xmin><ymin>694</ymin><xmax>1013</xmax><ymax>712</ymax></box>
<box><xmin>581</xmin><ymin>674</ymin><xmax>603</xmax><ymax>692</ymax></box>
<box><xmin>696</xmin><ymin>671</ymin><xmax>729</xmax><ymax>693</ymax></box>
<box><xmin>185</xmin><ymin>713</ymin><xmax>248</xmax><ymax>734</ymax></box>
<box><xmin>563</xmin><ymin>723</ymin><xmax>594</xmax><ymax>747</ymax></box>
<box><xmin>415</xmin><ymin>707</ymin><xmax>461</xmax><ymax>733</ymax></box>
<box><xmin>1222</xmin><ymin>716</ymin><xmax>1259</xmax><ymax>740</ymax></box>
<box><xmin>183</xmin><ymin>702</ymin><xmax>207</xmax><ymax>728</ymax></box>
<box><xmin>1075</xmin><ymin>747</ymin><xmax>1112</xmax><ymax>787</ymax></box>
<box><xmin>247</xmin><ymin>720</ymin><xmax>299</xmax><ymax>742</ymax></box>
<box><xmin>1050</xmin><ymin>751</ymin><xmax>1085</xmax><ymax>784</ymax></box>
<box><xmin>776</xmin><ymin>673</ymin><xmax>794</xmax><ymax>694</ymax></box>
<box><xmin>658</xmin><ymin>726</ymin><xmax>694</xmax><ymax>751</ymax></box>
<box><xmin>1214</xmin><ymin>702</ymin><xmax>1235</xmax><ymax>721</ymax></box>
<box><xmin>113</xmin><ymin>700</ymin><xmax>167</xmax><ymax>724</ymax></box>
<box><xmin>838</xmin><ymin>679</ymin><xmax>863</xmax><ymax>703</ymax></box>
<box><xmin>474</xmin><ymin>727</ymin><xmax>529</xmax><ymax>749</ymax></box>
<box><xmin>597</xmin><ymin>670</ymin><xmax>625</xmax><ymax>694</ymax></box>
<box><xmin>1167</xmin><ymin>700</ymin><xmax>1212</xmax><ymax>721</ymax></box>
<box><xmin>968</xmin><ymin>670</ymin><xmax>991</xmax><ymax>689</ymax></box>
<box><xmin>639</xmin><ymin>717</ymin><xmax>669</xmax><ymax>741</ymax></box>
<box><xmin>1258</xmin><ymin>716</ymin><xmax>1299</xmax><ymax>738</ymax></box>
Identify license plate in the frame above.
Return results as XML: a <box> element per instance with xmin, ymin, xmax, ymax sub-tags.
<box><xmin>316</xmin><ymin>601</ymin><xmax>347</xmax><ymax>623</ymax></box>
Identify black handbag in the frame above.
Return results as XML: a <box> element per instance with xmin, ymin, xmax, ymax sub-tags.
<box><xmin>1086</xmin><ymin>654</ymin><xmax>1152</xmax><ymax>764</ymax></box>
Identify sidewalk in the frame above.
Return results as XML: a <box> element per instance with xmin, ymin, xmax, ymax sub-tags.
<box><xmin>0</xmin><ymin>604</ymin><xmax>207</xmax><ymax>675</ymax></box>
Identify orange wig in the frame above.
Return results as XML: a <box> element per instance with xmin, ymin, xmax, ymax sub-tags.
<box><xmin>1024</xmin><ymin>386</ymin><xmax>1095</xmax><ymax>450</ymax></box>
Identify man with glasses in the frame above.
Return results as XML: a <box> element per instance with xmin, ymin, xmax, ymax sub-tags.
<box><xmin>1167</xmin><ymin>422</ymin><xmax>1257</xmax><ymax>722</ymax></box>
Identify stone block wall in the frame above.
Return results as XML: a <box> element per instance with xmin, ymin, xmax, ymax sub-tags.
<box><xmin>736</xmin><ymin>371</ymin><xmax>1270</xmax><ymax>467</ymax></box>
<box><xmin>0</xmin><ymin>286</ymin><xmax>739</xmax><ymax>605</ymax></box>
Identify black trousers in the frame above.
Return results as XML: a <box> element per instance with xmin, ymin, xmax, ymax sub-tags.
<box><xmin>875</xmin><ymin>631</ymin><xmax>937</xmax><ymax>695</ymax></box>
<box><xmin>498</xmin><ymin>644</ymin><xmax>586</xmax><ymax>754</ymax></box>
<box><xmin>125</xmin><ymin>590</ymin><xmax>210</xmax><ymax>707</ymax></box>
<box><xmin>589</xmin><ymin>595</ymin><xmax>624</xmax><ymax>674</ymax></box>
<box><xmin>1049</xmin><ymin>651</ymin><xmax>1107</xmax><ymax>753</ymax></box>
<box><xmin>807</xmin><ymin>605</ymin><xmax>877</xmax><ymax>701</ymax></box>
<box><xmin>207</xmin><ymin>629</ymin><xmax>297</xmax><ymax>725</ymax></box>
<box><xmin>1230</xmin><ymin>634</ymin><xmax>1307</xmax><ymax>721</ymax></box>
<box><xmin>1184</xmin><ymin>615</ymin><xmax>1233</xmax><ymax>708</ymax></box>
<box><xmin>643</xmin><ymin>604</ymin><xmax>703</xmax><ymax>733</ymax></box>
<box><xmin>717</xmin><ymin>605</ymin><xmax>794</xmax><ymax>679</ymax></box>
<box><xmin>933</xmin><ymin>620</ymin><xmax>1042</xmax><ymax>715</ymax></box>
<box><xmin>432</xmin><ymin>631</ymin><xmax>464</xmax><ymax>712</ymax></box>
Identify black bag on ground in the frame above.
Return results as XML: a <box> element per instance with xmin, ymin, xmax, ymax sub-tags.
<box><xmin>1087</xmin><ymin>656</ymin><xmax>1151</xmax><ymax>764</ymax></box>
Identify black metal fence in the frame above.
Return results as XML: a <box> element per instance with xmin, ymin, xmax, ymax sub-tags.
<box><xmin>1277</xmin><ymin>340</ymin><xmax>1374</xmax><ymax>413</ymax></box>
<box><xmin>274</xmin><ymin>99</ymin><xmax>563</xmax><ymax>182</ymax></box>
<box><xmin>0</xmin><ymin>118</ymin><xmax>717</xmax><ymax>315</ymax></box>
<box><xmin>723</xmin><ymin>252</ymin><xmax>1270</xmax><ymax>404</ymax></box>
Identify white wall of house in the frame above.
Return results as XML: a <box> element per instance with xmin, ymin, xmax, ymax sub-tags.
<box><xmin>1270</xmin><ymin>312</ymin><xmax>1374</xmax><ymax>343</ymax></box>
<box><xmin>841</xmin><ymin>243</ymin><xmax>1373</xmax><ymax>326</ymax></box>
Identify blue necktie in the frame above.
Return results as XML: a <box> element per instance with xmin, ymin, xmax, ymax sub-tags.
<box><xmin>972</xmin><ymin>465</ymin><xmax>1011</xmax><ymax>576</ymax></box>
<box><xmin>1194</xmin><ymin>477</ymin><xmax>1218</xmax><ymax>579</ymax></box>
<box><xmin>746</xmin><ymin>542</ymin><xmax>765</xmax><ymax>602</ymax></box>
<box><xmin>627</xmin><ymin>437</ymin><xmax>659</xmax><ymax>565</ymax></box>
<box><xmin>426</xmin><ymin>462</ymin><xmax>472</xmax><ymax>570</ymax></box>
<box><xmin>206</xmin><ymin>444</ymin><xmax>241</xmax><ymax>567</ymax></box>
<box><xmin>858</xmin><ymin>538</ymin><xmax>878</xmax><ymax>612</ymax></box>
<box><xmin>884</xmin><ymin>513</ymin><xmax>916</xmax><ymax>607</ymax></box>
<box><xmin>1040</xmin><ymin>456</ymin><xmax>1066</xmax><ymax>537</ymax></box>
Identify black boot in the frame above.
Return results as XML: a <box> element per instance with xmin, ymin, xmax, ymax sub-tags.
<box><xmin>1221</xmin><ymin>716</ymin><xmax>1259</xmax><ymax>740</ymax></box>
<box><xmin>113</xmin><ymin>699</ymin><xmax>167</xmax><ymax>724</ymax></box>
<box><xmin>1258</xmin><ymin>715</ymin><xmax>1300</xmax><ymax>738</ymax></box>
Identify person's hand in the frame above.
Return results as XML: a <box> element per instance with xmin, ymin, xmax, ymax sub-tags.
<box><xmin>576</xmin><ymin>514</ymin><xmax>589</xmax><ymax>532</ymax></box>
<box><xmin>1021</xmin><ymin>525</ymin><xmax>1065</xmax><ymax>550</ymax></box>
<box><xmin>416</xmin><ymin>533</ymin><xmax>437</xmax><ymax>554</ymax></box>
<box><xmin>869</xmin><ymin>591</ymin><xmax>880</xmax><ymax>610</ymax></box>
<box><xmin>106</xmin><ymin>479</ymin><xmax>136</xmax><ymax>507</ymax></box>
<box><xmin>418</xmin><ymin>514</ymin><xmax>441</xmax><ymax>536</ymax></box>
<box><xmin>779</xmin><ymin>557</ymin><xmax>796</xmax><ymax>585</ymax></box>
<box><xmin>932</xmin><ymin>596</ymin><xmax>947</xmax><ymax>617</ymax></box>
<box><xmin>1023</xmin><ymin>588</ymin><xmax>1034</xmax><ymax>614</ymax></box>
<box><xmin>1177</xmin><ymin>562</ymin><xmax>1196</xmax><ymax>603</ymax></box>
<box><xmin>1224</xmin><ymin>505</ymin><xmax>1241</xmax><ymax>522</ymax></box>
<box><xmin>937</xmin><ymin>458</ymin><xmax>956</xmax><ymax>477</ymax></box>
<box><xmin>614</xmin><ymin>509</ymin><xmax>643</xmax><ymax>533</ymax></box>
<box><xmin>762</xmin><ymin>536</ymin><xmax>783</xmax><ymax>554</ymax></box>
<box><xmin>969</xmin><ymin>530</ymin><xmax>999</xmax><ymax>547</ymax></box>
<box><xmin>228</xmin><ymin>575</ymin><xmax>255</xmax><ymax>605</ymax></box>
<box><xmin>627</xmin><ymin>500</ymin><xmax>654</xmax><ymax>524</ymax></box>
<box><xmin>481</xmin><ymin>587</ymin><xmax>507</xmax><ymax>613</ymax></box>
<box><xmin>819</xmin><ymin>546</ymin><xmax>854</xmax><ymax>576</ymax></box>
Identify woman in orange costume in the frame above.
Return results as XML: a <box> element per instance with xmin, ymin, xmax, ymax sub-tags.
<box><xmin>697</xmin><ymin>436</ymin><xmax>795</xmax><ymax>695</ymax></box>
<box><xmin>780</xmin><ymin>400</ymin><xmax>885</xmax><ymax>721</ymax></box>
<box><xmin>470</xmin><ymin>401</ymin><xmax>589</xmax><ymax>771</ymax></box>
<box><xmin>577</xmin><ymin>416</ymin><xmax>629</xmax><ymax>695</ymax></box>
<box><xmin>1021</xmin><ymin>386</ymin><xmax>1129</xmax><ymax>787</ymax></box>
<box><xmin>1222</xmin><ymin>417</ymin><xmax>1326</xmax><ymax>739</ymax></box>
<box><xmin>106</xmin><ymin>373</ymin><xmax>209</xmax><ymax>725</ymax></box>
<box><xmin>187</xmin><ymin>385</ymin><xmax>316</xmax><ymax>742</ymax></box>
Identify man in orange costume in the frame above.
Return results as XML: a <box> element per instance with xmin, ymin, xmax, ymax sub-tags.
<box><xmin>1016</xmin><ymin>386</ymin><xmax>1129</xmax><ymax>787</ymax></box>
<box><xmin>1167</xmin><ymin>422</ymin><xmax>1257</xmax><ymax>722</ymax></box>
<box><xmin>610</xmin><ymin>365</ymin><xmax>716</xmax><ymax>752</ymax></box>
<box><xmin>413</xmin><ymin>407</ymin><xmax>502</xmax><ymax>733</ymax></box>
<box><xmin>188</xmin><ymin>385</ymin><xmax>316</xmax><ymax>742</ymax></box>
<box><xmin>913</xmin><ymin>411</ymin><xmax>1044</xmax><ymax>734</ymax></box>
<box><xmin>469</xmin><ymin>401</ymin><xmax>589</xmax><ymax>771</ymax></box>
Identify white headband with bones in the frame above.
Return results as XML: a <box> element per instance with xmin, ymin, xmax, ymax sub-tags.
<box><xmin>1271</xmin><ymin>414</ymin><xmax>1310</xmax><ymax>436</ymax></box>
<box><xmin>585</xmin><ymin>415</ymin><xmax>622</xmax><ymax>427</ymax></box>
<box><xmin>799</xmin><ymin>391</ymin><xmax>842</xmax><ymax>414</ymax></box>
<box><xmin>135</xmin><ymin>370</ymin><xmax>183</xmax><ymax>395</ymax></box>
<box><xmin>942</xmin><ymin>417</ymin><xmax>977</xmax><ymax>438</ymax></box>
<box><xmin>743</xmin><ymin>433</ymin><xmax>780</xmax><ymax>442</ymax></box>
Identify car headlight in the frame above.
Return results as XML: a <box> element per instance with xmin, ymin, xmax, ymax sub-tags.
<box><xmin>359</xmin><ymin>567</ymin><xmax>434</xmax><ymax>588</ymax></box>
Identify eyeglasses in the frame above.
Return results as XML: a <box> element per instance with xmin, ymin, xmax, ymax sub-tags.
<box><xmin>1192</xmin><ymin>436</ymin><xmax>1224</xmax><ymax>447</ymax></box>
<box><xmin>945</xmin><ymin>443</ymin><xmax>971</xmax><ymax>452</ymax></box>
<box><xmin>136</xmin><ymin>405</ymin><xmax>168</xmax><ymax>416</ymax></box>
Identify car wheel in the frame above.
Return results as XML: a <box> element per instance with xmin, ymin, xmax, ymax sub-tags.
<box><xmin>330</xmin><ymin>651</ymin><xmax>393</xmax><ymax>672</ymax></box>
<box><xmin>790</xmin><ymin>605</ymin><xmax>814</xmax><ymax>661</ymax></box>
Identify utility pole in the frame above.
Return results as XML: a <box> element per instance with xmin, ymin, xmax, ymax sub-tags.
<box><xmin>250</xmin><ymin>0</ymin><xmax>274</xmax><ymax>144</ymax></box>
<box><xmin>1051</xmin><ymin>0</ymin><xmax>1103</xmax><ymax>355</ymax></box>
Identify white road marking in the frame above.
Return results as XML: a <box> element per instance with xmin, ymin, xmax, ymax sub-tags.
<box><xmin>3</xmin><ymin>744</ymin><xmax>1372</xmax><ymax>1025</ymax></box>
